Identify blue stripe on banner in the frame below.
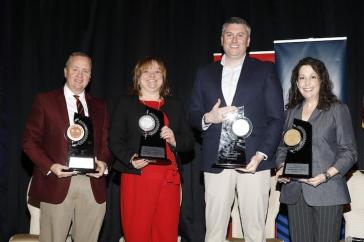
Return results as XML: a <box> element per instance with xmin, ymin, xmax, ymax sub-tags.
<box><xmin>276</xmin><ymin>214</ymin><xmax>290</xmax><ymax>242</ymax></box>
<box><xmin>275</xmin><ymin>214</ymin><xmax>346</xmax><ymax>241</ymax></box>
<box><xmin>341</xmin><ymin>220</ymin><xmax>345</xmax><ymax>240</ymax></box>
<box><xmin>276</xmin><ymin>223</ymin><xmax>289</xmax><ymax>236</ymax></box>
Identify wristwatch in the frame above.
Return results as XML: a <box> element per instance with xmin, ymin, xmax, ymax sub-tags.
<box><xmin>323</xmin><ymin>171</ymin><xmax>331</xmax><ymax>182</ymax></box>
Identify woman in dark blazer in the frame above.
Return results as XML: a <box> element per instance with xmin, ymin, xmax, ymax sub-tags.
<box><xmin>109</xmin><ymin>57</ymin><xmax>194</xmax><ymax>242</ymax></box>
<box><xmin>276</xmin><ymin>57</ymin><xmax>357</xmax><ymax>242</ymax></box>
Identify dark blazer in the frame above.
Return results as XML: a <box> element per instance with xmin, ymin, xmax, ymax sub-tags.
<box><xmin>109</xmin><ymin>95</ymin><xmax>194</xmax><ymax>175</ymax></box>
<box><xmin>23</xmin><ymin>89</ymin><xmax>112</xmax><ymax>204</ymax></box>
<box><xmin>276</xmin><ymin>102</ymin><xmax>357</xmax><ymax>206</ymax></box>
<box><xmin>189</xmin><ymin>57</ymin><xmax>284</xmax><ymax>173</ymax></box>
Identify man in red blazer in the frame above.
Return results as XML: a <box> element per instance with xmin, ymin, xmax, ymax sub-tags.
<box><xmin>23</xmin><ymin>52</ymin><xmax>112</xmax><ymax>242</ymax></box>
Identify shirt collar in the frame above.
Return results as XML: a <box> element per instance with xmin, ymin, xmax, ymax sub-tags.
<box><xmin>64</xmin><ymin>85</ymin><xmax>86</xmax><ymax>100</ymax></box>
<box><xmin>220</xmin><ymin>54</ymin><xmax>246</xmax><ymax>69</ymax></box>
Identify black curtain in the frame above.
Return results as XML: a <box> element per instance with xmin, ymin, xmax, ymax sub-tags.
<box><xmin>1</xmin><ymin>0</ymin><xmax>364</xmax><ymax>241</ymax></box>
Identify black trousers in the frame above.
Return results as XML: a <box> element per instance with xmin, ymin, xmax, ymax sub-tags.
<box><xmin>287</xmin><ymin>192</ymin><xmax>343</xmax><ymax>242</ymax></box>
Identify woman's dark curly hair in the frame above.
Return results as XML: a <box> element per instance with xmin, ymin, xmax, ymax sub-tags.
<box><xmin>286</xmin><ymin>57</ymin><xmax>339</xmax><ymax>110</ymax></box>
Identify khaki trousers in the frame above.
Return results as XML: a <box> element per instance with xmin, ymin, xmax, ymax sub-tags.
<box><xmin>204</xmin><ymin>169</ymin><xmax>271</xmax><ymax>242</ymax></box>
<box><xmin>39</xmin><ymin>175</ymin><xmax>106</xmax><ymax>242</ymax></box>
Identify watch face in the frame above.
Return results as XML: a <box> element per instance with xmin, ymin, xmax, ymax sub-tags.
<box><xmin>232</xmin><ymin>118</ymin><xmax>251</xmax><ymax>137</ymax></box>
<box><xmin>138</xmin><ymin>114</ymin><xmax>156</xmax><ymax>132</ymax></box>
<box><xmin>283</xmin><ymin>128</ymin><xmax>302</xmax><ymax>147</ymax></box>
<box><xmin>66</xmin><ymin>124</ymin><xmax>85</xmax><ymax>141</ymax></box>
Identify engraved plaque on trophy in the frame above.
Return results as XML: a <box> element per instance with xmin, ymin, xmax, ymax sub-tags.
<box><xmin>282</xmin><ymin>118</ymin><xmax>312</xmax><ymax>178</ymax></box>
<box><xmin>137</xmin><ymin>106</ymin><xmax>167</xmax><ymax>161</ymax></box>
<box><xmin>65</xmin><ymin>113</ymin><xmax>96</xmax><ymax>174</ymax></box>
<box><xmin>214</xmin><ymin>106</ymin><xmax>253</xmax><ymax>168</ymax></box>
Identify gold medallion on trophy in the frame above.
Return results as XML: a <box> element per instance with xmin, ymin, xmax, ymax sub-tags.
<box><xmin>283</xmin><ymin>128</ymin><xmax>301</xmax><ymax>147</ymax></box>
<box><xmin>66</xmin><ymin>124</ymin><xmax>85</xmax><ymax>142</ymax></box>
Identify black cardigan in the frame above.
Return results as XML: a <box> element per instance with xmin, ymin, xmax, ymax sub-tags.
<box><xmin>109</xmin><ymin>95</ymin><xmax>194</xmax><ymax>175</ymax></box>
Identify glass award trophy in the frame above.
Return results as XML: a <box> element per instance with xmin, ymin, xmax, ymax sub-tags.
<box><xmin>137</xmin><ymin>106</ymin><xmax>167</xmax><ymax>161</ymax></box>
<box><xmin>282</xmin><ymin>118</ymin><xmax>312</xmax><ymax>178</ymax></box>
<box><xmin>214</xmin><ymin>106</ymin><xmax>253</xmax><ymax>168</ymax></box>
<box><xmin>65</xmin><ymin>113</ymin><xmax>96</xmax><ymax>174</ymax></box>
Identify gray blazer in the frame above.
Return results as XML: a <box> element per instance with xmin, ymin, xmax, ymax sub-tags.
<box><xmin>276</xmin><ymin>102</ymin><xmax>357</xmax><ymax>206</ymax></box>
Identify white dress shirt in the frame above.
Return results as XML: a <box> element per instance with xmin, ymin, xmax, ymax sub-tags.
<box><xmin>220</xmin><ymin>54</ymin><xmax>245</xmax><ymax>106</ymax></box>
<box><xmin>64</xmin><ymin>85</ymin><xmax>89</xmax><ymax>124</ymax></box>
<box><xmin>202</xmin><ymin>54</ymin><xmax>245</xmax><ymax>130</ymax></box>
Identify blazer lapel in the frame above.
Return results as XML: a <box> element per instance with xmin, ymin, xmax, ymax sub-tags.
<box><xmin>86</xmin><ymin>94</ymin><xmax>100</xmax><ymax>135</ymax></box>
<box><xmin>292</xmin><ymin>103</ymin><xmax>322</xmax><ymax>122</ymax></box>
<box><xmin>293</xmin><ymin>104</ymin><xmax>303</xmax><ymax>120</ymax></box>
<box><xmin>55</xmin><ymin>89</ymin><xmax>70</xmax><ymax>154</ymax></box>
<box><xmin>56</xmin><ymin>89</ymin><xmax>70</xmax><ymax>126</ymax></box>
<box><xmin>308</xmin><ymin>108</ymin><xmax>322</xmax><ymax>122</ymax></box>
<box><xmin>85</xmin><ymin>94</ymin><xmax>92</xmax><ymax>118</ymax></box>
<box><xmin>213</xmin><ymin>62</ymin><xmax>227</xmax><ymax>106</ymax></box>
<box><xmin>135</xmin><ymin>96</ymin><xmax>149</xmax><ymax>113</ymax></box>
<box><xmin>231</xmin><ymin>57</ymin><xmax>253</xmax><ymax>107</ymax></box>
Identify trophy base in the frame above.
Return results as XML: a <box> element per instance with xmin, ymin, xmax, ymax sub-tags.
<box><xmin>281</xmin><ymin>174</ymin><xmax>311</xmax><ymax>179</ymax></box>
<box><xmin>68</xmin><ymin>168</ymin><xmax>97</xmax><ymax>174</ymax></box>
<box><xmin>139</xmin><ymin>145</ymin><xmax>167</xmax><ymax>162</ymax></box>
<box><xmin>65</xmin><ymin>156</ymin><xmax>96</xmax><ymax>174</ymax></box>
<box><xmin>213</xmin><ymin>163</ymin><xmax>246</xmax><ymax>169</ymax></box>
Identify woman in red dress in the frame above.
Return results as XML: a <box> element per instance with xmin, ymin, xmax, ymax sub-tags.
<box><xmin>109</xmin><ymin>57</ymin><xmax>194</xmax><ymax>242</ymax></box>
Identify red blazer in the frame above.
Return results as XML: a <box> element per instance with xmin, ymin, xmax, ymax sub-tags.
<box><xmin>23</xmin><ymin>89</ymin><xmax>112</xmax><ymax>204</ymax></box>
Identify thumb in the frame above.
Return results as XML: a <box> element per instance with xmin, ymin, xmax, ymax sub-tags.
<box><xmin>212</xmin><ymin>98</ymin><xmax>221</xmax><ymax>110</ymax></box>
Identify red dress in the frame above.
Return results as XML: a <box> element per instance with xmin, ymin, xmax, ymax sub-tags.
<box><xmin>120</xmin><ymin>99</ymin><xmax>181</xmax><ymax>242</ymax></box>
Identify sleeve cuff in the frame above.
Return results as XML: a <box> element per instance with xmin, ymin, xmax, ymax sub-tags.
<box><xmin>104</xmin><ymin>167</ymin><xmax>109</xmax><ymax>175</ymax></box>
<box><xmin>202</xmin><ymin>115</ymin><xmax>211</xmax><ymax>130</ymax></box>
<box><xmin>129</xmin><ymin>154</ymin><xmax>137</xmax><ymax>163</ymax></box>
<box><xmin>256</xmin><ymin>151</ymin><xmax>268</xmax><ymax>160</ymax></box>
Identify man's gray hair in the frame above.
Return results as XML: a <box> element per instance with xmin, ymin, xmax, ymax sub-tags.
<box><xmin>222</xmin><ymin>17</ymin><xmax>251</xmax><ymax>36</ymax></box>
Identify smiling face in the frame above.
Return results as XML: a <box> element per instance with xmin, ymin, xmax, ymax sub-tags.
<box><xmin>297</xmin><ymin>65</ymin><xmax>321</xmax><ymax>102</ymax></box>
<box><xmin>64</xmin><ymin>55</ymin><xmax>91</xmax><ymax>94</ymax></box>
<box><xmin>138</xmin><ymin>61</ymin><xmax>164</xmax><ymax>97</ymax></box>
<box><xmin>221</xmin><ymin>23</ymin><xmax>250</xmax><ymax>60</ymax></box>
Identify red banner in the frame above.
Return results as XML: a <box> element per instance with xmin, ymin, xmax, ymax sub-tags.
<box><xmin>213</xmin><ymin>51</ymin><xmax>275</xmax><ymax>63</ymax></box>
